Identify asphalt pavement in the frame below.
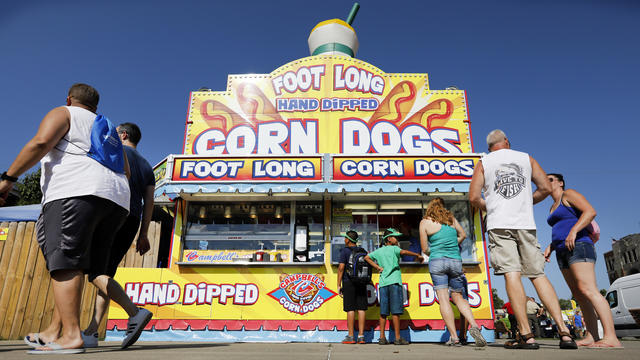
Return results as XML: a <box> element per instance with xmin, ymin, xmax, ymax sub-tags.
<box><xmin>0</xmin><ymin>338</ymin><xmax>636</xmax><ymax>359</ymax></box>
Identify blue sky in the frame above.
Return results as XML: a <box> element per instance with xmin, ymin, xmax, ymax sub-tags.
<box><xmin>1</xmin><ymin>0</ymin><xmax>639</xmax><ymax>302</ymax></box>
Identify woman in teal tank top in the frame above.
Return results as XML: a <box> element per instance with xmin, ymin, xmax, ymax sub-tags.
<box><xmin>419</xmin><ymin>198</ymin><xmax>486</xmax><ymax>347</ymax></box>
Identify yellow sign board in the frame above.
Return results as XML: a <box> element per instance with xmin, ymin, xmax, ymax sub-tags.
<box><xmin>184</xmin><ymin>56</ymin><xmax>472</xmax><ymax>156</ymax></box>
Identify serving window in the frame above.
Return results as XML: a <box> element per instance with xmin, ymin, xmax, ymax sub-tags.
<box><xmin>182</xmin><ymin>201</ymin><xmax>324</xmax><ymax>263</ymax></box>
<box><xmin>330</xmin><ymin>198</ymin><xmax>477</xmax><ymax>264</ymax></box>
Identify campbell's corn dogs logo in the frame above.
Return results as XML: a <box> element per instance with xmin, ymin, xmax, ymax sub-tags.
<box><xmin>267</xmin><ymin>273</ymin><xmax>337</xmax><ymax>315</ymax></box>
<box><xmin>186</xmin><ymin>57</ymin><xmax>472</xmax><ymax>156</ymax></box>
<box><xmin>0</xmin><ymin>227</ymin><xmax>7</xmax><ymax>241</ymax></box>
<box><xmin>494</xmin><ymin>163</ymin><xmax>526</xmax><ymax>199</ymax></box>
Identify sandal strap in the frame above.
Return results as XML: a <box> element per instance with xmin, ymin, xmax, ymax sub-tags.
<box><xmin>558</xmin><ymin>331</ymin><xmax>573</xmax><ymax>338</ymax></box>
<box><xmin>521</xmin><ymin>332</ymin><xmax>535</xmax><ymax>341</ymax></box>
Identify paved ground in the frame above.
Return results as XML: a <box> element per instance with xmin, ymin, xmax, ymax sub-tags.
<box><xmin>0</xmin><ymin>339</ymin><xmax>635</xmax><ymax>359</ymax></box>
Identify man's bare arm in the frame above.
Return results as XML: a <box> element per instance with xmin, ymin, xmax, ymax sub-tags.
<box><xmin>136</xmin><ymin>184</ymin><xmax>156</xmax><ymax>255</ymax></box>
<box><xmin>8</xmin><ymin>107</ymin><xmax>70</xmax><ymax>177</ymax></box>
<box><xmin>0</xmin><ymin>107</ymin><xmax>70</xmax><ymax>204</ymax></box>
<box><xmin>469</xmin><ymin>161</ymin><xmax>486</xmax><ymax>211</ymax></box>
<box><xmin>530</xmin><ymin>156</ymin><xmax>551</xmax><ymax>204</ymax></box>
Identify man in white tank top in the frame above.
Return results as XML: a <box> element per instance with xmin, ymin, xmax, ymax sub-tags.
<box><xmin>469</xmin><ymin>130</ymin><xmax>576</xmax><ymax>350</ymax></box>
<box><xmin>0</xmin><ymin>84</ymin><xmax>132</xmax><ymax>354</ymax></box>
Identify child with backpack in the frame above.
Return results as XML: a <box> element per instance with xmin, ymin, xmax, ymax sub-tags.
<box><xmin>365</xmin><ymin>228</ymin><xmax>424</xmax><ymax>345</ymax></box>
<box><xmin>337</xmin><ymin>230</ymin><xmax>370</xmax><ymax>344</ymax></box>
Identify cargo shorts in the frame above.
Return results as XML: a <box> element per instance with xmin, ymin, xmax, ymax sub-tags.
<box><xmin>487</xmin><ymin>229</ymin><xmax>545</xmax><ymax>278</ymax></box>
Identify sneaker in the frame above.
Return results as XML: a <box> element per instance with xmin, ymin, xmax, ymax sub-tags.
<box><xmin>469</xmin><ymin>326</ymin><xmax>487</xmax><ymax>347</ymax></box>
<box><xmin>445</xmin><ymin>338</ymin><xmax>462</xmax><ymax>347</ymax></box>
<box><xmin>394</xmin><ymin>337</ymin><xmax>410</xmax><ymax>345</ymax></box>
<box><xmin>378</xmin><ymin>338</ymin><xmax>390</xmax><ymax>345</ymax></box>
<box><xmin>81</xmin><ymin>332</ymin><xmax>98</xmax><ymax>348</ymax></box>
<box><xmin>357</xmin><ymin>336</ymin><xmax>365</xmax><ymax>344</ymax></box>
<box><xmin>342</xmin><ymin>335</ymin><xmax>356</xmax><ymax>344</ymax></box>
<box><xmin>121</xmin><ymin>308</ymin><xmax>153</xmax><ymax>349</ymax></box>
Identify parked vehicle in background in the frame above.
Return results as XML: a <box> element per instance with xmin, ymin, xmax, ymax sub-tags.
<box><xmin>606</xmin><ymin>273</ymin><xmax>640</xmax><ymax>338</ymax></box>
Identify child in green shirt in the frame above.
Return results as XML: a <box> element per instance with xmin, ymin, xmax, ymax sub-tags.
<box><xmin>365</xmin><ymin>228</ymin><xmax>423</xmax><ymax>345</ymax></box>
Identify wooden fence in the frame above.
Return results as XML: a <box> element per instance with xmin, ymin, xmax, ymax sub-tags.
<box><xmin>0</xmin><ymin>220</ymin><xmax>162</xmax><ymax>340</ymax></box>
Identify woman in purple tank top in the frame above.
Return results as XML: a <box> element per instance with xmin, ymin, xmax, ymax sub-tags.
<box><xmin>544</xmin><ymin>173</ymin><xmax>621</xmax><ymax>348</ymax></box>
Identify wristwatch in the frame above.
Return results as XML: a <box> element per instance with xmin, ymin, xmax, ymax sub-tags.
<box><xmin>1</xmin><ymin>172</ymin><xmax>18</xmax><ymax>182</ymax></box>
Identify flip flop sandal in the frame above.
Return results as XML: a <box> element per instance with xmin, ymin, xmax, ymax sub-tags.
<box><xmin>27</xmin><ymin>342</ymin><xmax>85</xmax><ymax>354</ymax></box>
<box><xmin>24</xmin><ymin>333</ymin><xmax>47</xmax><ymax>348</ymax></box>
<box><xmin>504</xmin><ymin>332</ymin><xmax>539</xmax><ymax>350</ymax></box>
<box><xmin>558</xmin><ymin>331</ymin><xmax>578</xmax><ymax>349</ymax></box>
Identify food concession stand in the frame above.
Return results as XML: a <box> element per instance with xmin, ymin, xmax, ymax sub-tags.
<box><xmin>106</xmin><ymin>9</ymin><xmax>495</xmax><ymax>343</ymax></box>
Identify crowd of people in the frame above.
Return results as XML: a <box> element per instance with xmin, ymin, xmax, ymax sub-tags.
<box><xmin>0</xmin><ymin>85</ymin><xmax>622</xmax><ymax>353</ymax></box>
<box><xmin>338</xmin><ymin>129</ymin><xmax>621</xmax><ymax>349</ymax></box>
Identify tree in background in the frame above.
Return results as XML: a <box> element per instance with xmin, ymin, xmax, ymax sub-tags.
<box><xmin>16</xmin><ymin>168</ymin><xmax>42</xmax><ymax>205</ymax></box>
<box><xmin>558</xmin><ymin>298</ymin><xmax>573</xmax><ymax>310</ymax></box>
<box><xmin>492</xmin><ymin>288</ymin><xmax>504</xmax><ymax>309</ymax></box>
<box><xmin>600</xmin><ymin>289</ymin><xmax>607</xmax><ymax>296</ymax></box>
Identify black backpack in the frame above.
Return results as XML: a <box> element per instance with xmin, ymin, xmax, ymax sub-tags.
<box><xmin>346</xmin><ymin>247</ymin><xmax>372</xmax><ymax>284</ymax></box>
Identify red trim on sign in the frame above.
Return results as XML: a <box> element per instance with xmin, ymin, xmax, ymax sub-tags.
<box><xmin>107</xmin><ymin>319</ymin><xmax>495</xmax><ymax>332</ymax></box>
<box><xmin>463</xmin><ymin>90</ymin><xmax>475</xmax><ymax>153</ymax></box>
<box><xmin>182</xmin><ymin>92</ymin><xmax>193</xmax><ymax>154</ymax></box>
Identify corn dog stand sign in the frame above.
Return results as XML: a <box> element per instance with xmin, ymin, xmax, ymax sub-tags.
<box><xmin>107</xmin><ymin>10</ymin><xmax>495</xmax><ymax>343</ymax></box>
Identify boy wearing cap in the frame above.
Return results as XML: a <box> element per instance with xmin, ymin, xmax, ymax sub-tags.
<box><xmin>365</xmin><ymin>228</ymin><xmax>423</xmax><ymax>345</ymax></box>
<box><xmin>337</xmin><ymin>230</ymin><xmax>368</xmax><ymax>344</ymax></box>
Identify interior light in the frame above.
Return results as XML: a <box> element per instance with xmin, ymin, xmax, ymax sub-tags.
<box><xmin>351</xmin><ymin>211</ymin><xmax>406</xmax><ymax>215</ymax></box>
<box><xmin>271</xmin><ymin>192</ymin><xmax>311</xmax><ymax>197</ymax></box>
<box><xmin>250</xmin><ymin>206</ymin><xmax>257</xmax><ymax>218</ymax></box>
<box><xmin>379</xmin><ymin>202</ymin><xmax>424</xmax><ymax>210</ymax></box>
<box><xmin>198</xmin><ymin>206</ymin><xmax>207</xmax><ymax>219</ymax></box>
<box><xmin>275</xmin><ymin>206</ymin><xmax>282</xmax><ymax>219</ymax></box>
<box><xmin>343</xmin><ymin>203</ymin><xmax>377</xmax><ymax>210</ymax></box>
<box><xmin>426</xmin><ymin>191</ymin><xmax>465</xmax><ymax>197</ymax></box>
<box><xmin>345</xmin><ymin>192</ymin><xmax>423</xmax><ymax>197</ymax></box>
<box><xmin>224</xmin><ymin>206</ymin><xmax>232</xmax><ymax>218</ymax></box>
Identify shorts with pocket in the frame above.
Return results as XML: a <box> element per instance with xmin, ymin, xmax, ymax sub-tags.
<box><xmin>36</xmin><ymin>195</ymin><xmax>128</xmax><ymax>281</ymax></box>
<box><xmin>555</xmin><ymin>241</ymin><xmax>596</xmax><ymax>270</ymax></box>
<box><xmin>378</xmin><ymin>283</ymin><xmax>404</xmax><ymax>317</ymax></box>
<box><xmin>488</xmin><ymin>229</ymin><xmax>545</xmax><ymax>278</ymax></box>
<box><xmin>429</xmin><ymin>257</ymin><xmax>467</xmax><ymax>293</ymax></box>
<box><xmin>341</xmin><ymin>278</ymin><xmax>368</xmax><ymax>312</ymax></box>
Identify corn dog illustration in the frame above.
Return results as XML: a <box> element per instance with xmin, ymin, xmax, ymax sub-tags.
<box><xmin>237</xmin><ymin>82</ymin><xmax>283</xmax><ymax>122</ymax></box>
<box><xmin>404</xmin><ymin>98</ymin><xmax>455</xmax><ymax>128</ymax></box>
<box><xmin>199</xmin><ymin>99</ymin><xmax>248</xmax><ymax>130</ymax></box>
<box><xmin>368</xmin><ymin>80</ymin><xmax>416</xmax><ymax>125</ymax></box>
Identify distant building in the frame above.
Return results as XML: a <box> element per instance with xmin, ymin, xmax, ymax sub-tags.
<box><xmin>604</xmin><ymin>233</ymin><xmax>640</xmax><ymax>284</ymax></box>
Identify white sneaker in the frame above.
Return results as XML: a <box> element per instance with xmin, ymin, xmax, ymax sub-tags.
<box><xmin>81</xmin><ymin>332</ymin><xmax>98</xmax><ymax>348</ymax></box>
<box><xmin>121</xmin><ymin>308</ymin><xmax>152</xmax><ymax>349</ymax></box>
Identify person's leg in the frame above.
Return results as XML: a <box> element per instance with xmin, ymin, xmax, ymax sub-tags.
<box><xmin>29</xmin><ymin>306</ymin><xmax>62</xmax><ymax>344</ymax></box>
<box><xmin>391</xmin><ymin>314</ymin><xmax>401</xmax><ymax>340</ymax></box>
<box><xmin>450</xmin><ymin>292</ymin><xmax>479</xmax><ymax>329</ymax></box>
<box><xmin>505</xmin><ymin>272</ymin><xmax>534</xmax><ymax>342</ymax></box>
<box><xmin>529</xmin><ymin>275</ymin><xmax>571</xmax><ymax>342</ymax></box>
<box><xmin>91</xmin><ymin>275</ymin><xmax>138</xmax><ymax>316</ymax></box>
<box><xmin>567</xmin><ymin>262</ymin><xmax>621</xmax><ymax>347</ymax></box>
<box><xmin>379</xmin><ymin>316</ymin><xmax>387</xmax><ymax>341</ymax></box>
<box><xmin>346</xmin><ymin>310</ymin><xmax>355</xmax><ymax>337</ymax></box>
<box><xmin>559</xmin><ymin>268</ymin><xmax>597</xmax><ymax>345</ymax></box>
<box><xmin>437</xmin><ymin>288</ymin><xmax>459</xmax><ymax>341</ymax></box>
<box><xmin>84</xmin><ymin>290</ymin><xmax>109</xmax><ymax>335</ymax></box>
<box><xmin>357</xmin><ymin>310</ymin><xmax>366</xmax><ymax>338</ymax></box>
<box><xmin>42</xmin><ymin>269</ymin><xmax>85</xmax><ymax>349</ymax></box>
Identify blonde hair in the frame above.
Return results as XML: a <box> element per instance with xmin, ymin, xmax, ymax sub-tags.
<box><xmin>424</xmin><ymin>198</ymin><xmax>453</xmax><ymax>225</ymax></box>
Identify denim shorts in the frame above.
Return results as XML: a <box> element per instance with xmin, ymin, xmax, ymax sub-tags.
<box><xmin>555</xmin><ymin>241</ymin><xmax>596</xmax><ymax>270</ymax></box>
<box><xmin>429</xmin><ymin>257</ymin><xmax>466</xmax><ymax>293</ymax></box>
<box><xmin>378</xmin><ymin>284</ymin><xmax>404</xmax><ymax>316</ymax></box>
